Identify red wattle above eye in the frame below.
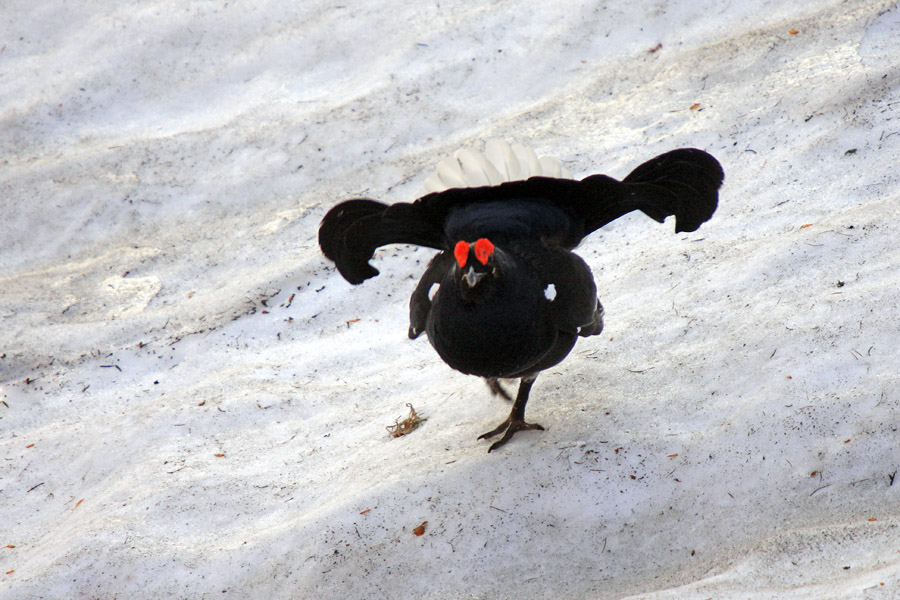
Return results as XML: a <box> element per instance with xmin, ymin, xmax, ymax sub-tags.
<box><xmin>454</xmin><ymin>240</ymin><xmax>469</xmax><ymax>268</ymax></box>
<box><xmin>474</xmin><ymin>238</ymin><xmax>494</xmax><ymax>265</ymax></box>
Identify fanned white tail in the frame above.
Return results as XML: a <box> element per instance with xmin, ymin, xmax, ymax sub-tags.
<box><xmin>423</xmin><ymin>139</ymin><xmax>573</xmax><ymax>194</ymax></box>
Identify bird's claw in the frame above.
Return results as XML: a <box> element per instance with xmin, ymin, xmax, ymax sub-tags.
<box><xmin>478</xmin><ymin>419</ymin><xmax>545</xmax><ymax>452</ymax></box>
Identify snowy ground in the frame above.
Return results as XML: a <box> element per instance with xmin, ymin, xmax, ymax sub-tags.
<box><xmin>3</xmin><ymin>0</ymin><xmax>900</xmax><ymax>598</ymax></box>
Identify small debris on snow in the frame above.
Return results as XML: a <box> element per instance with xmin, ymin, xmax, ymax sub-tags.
<box><xmin>386</xmin><ymin>403</ymin><xmax>427</xmax><ymax>438</ymax></box>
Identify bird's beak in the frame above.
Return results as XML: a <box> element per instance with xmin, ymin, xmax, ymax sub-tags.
<box><xmin>462</xmin><ymin>266</ymin><xmax>486</xmax><ymax>288</ymax></box>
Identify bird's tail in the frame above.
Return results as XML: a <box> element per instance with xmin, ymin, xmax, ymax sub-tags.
<box><xmin>422</xmin><ymin>139</ymin><xmax>572</xmax><ymax>194</ymax></box>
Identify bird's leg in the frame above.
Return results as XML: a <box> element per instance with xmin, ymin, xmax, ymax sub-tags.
<box><xmin>485</xmin><ymin>377</ymin><xmax>512</xmax><ymax>401</ymax></box>
<box><xmin>478</xmin><ymin>375</ymin><xmax>544</xmax><ymax>452</ymax></box>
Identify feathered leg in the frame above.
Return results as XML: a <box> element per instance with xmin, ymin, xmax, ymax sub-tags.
<box><xmin>485</xmin><ymin>378</ymin><xmax>512</xmax><ymax>401</ymax></box>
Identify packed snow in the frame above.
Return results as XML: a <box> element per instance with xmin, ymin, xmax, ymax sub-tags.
<box><xmin>2</xmin><ymin>1</ymin><xmax>900</xmax><ymax>598</ymax></box>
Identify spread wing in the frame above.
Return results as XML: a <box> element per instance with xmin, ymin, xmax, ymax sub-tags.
<box><xmin>319</xmin><ymin>148</ymin><xmax>724</xmax><ymax>284</ymax></box>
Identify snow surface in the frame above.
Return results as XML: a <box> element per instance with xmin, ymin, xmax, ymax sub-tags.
<box><xmin>2</xmin><ymin>1</ymin><xmax>900</xmax><ymax>598</ymax></box>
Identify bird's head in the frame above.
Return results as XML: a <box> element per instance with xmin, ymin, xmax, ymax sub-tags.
<box><xmin>453</xmin><ymin>238</ymin><xmax>497</xmax><ymax>290</ymax></box>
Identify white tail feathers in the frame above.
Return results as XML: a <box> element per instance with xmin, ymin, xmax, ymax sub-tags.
<box><xmin>423</xmin><ymin>139</ymin><xmax>573</xmax><ymax>194</ymax></box>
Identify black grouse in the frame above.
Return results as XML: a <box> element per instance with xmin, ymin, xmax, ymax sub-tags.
<box><xmin>318</xmin><ymin>147</ymin><xmax>724</xmax><ymax>451</ymax></box>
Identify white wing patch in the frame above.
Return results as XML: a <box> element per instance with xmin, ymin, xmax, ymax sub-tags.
<box><xmin>544</xmin><ymin>283</ymin><xmax>557</xmax><ymax>301</ymax></box>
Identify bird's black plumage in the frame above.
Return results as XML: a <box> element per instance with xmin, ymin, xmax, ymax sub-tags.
<box><xmin>319</xmin><ymin>148</ymin><xmax>724</xmax><ymax>451</ymax></box>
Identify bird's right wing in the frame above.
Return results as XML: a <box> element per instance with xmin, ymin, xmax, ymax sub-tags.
<box><xmin>318</xmin><ymin>199</ymin><xmax>446</xmax><ymax>284</ymax></box>
<box><xmin>407</xmin><ymin>251</ymin><xmax>454</xmax><ymax>339</ymax></box>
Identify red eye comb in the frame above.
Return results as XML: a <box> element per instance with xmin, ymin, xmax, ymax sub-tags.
<box><xmin>474</xmin><ymin>238</ymin><xmax>494</xmax><ymax>265</ymax></box>
<box><xmin>454</xmin><ymin>240</ymin><xmax>469</xmax><ymax>268</ymax></box>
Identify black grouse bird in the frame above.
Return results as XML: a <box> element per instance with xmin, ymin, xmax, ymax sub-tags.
<box><xmin>319</xmin><ymin>146</ymin><xmax>723</xmax><ymax>451</ymax></box>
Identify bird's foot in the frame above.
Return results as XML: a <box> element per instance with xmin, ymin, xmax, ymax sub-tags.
<box><xmin>477</xmin><ymin>418</ymin><xmax>545</xmax><ymax>453</ymax></box>
<box><xmin>485</xmin><ymin>378</ymin><xmax>512</xmax><ymax>401</ymax></box>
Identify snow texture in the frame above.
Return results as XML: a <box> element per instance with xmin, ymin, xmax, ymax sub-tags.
<box><xmin>2</xmin><ymin>1</ymin><xmax>900</xmax><ymax>599</ymax></box>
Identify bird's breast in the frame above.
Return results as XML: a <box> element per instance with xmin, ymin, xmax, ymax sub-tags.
<box><xmin>425</xmin><ymin>277</ymin><xmax>557</xmax><ymax>378</ymax></box>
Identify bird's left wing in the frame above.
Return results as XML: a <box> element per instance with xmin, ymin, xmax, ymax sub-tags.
<box><xmin>507</xmin><ymin>240</ymin><xmax>599</xmax><ymax>335</ymax></box>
